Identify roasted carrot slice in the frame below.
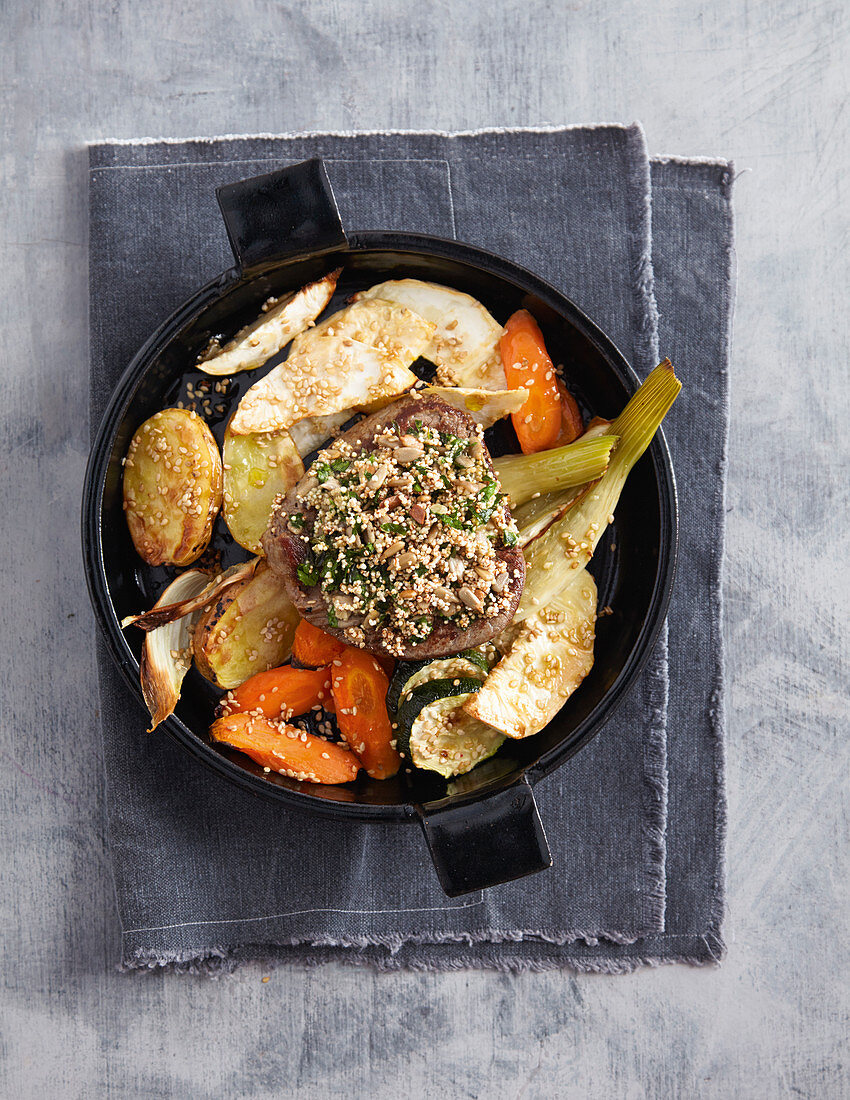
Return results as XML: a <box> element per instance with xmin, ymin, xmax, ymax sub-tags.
<box><xmin>210</xmin><ymin>712</ymin><xmax>360</xmax><ymax>784</ymax></box>
<box><xmin>500</xmin><ymin>309</ymin><xmax>563</xmax><ymax>453</ymax></box>
<box><xmin>553</xmin><ymin>378</ymin><xmax>584</xmax><ymax>446</ymax></box>
<box><xmin>292</xmin><ymin>619</ymin><xmax>348</xmax><ymax>667</ymax></box>
<box><xmin>220</xmin><ymin>665</ymin><xmax>332</xmax><ymax>720</ymax></box>
<box><xmin>331</xmin><ymin>648</ymin><xmax>401</xmax><ymax>780</ymax></box>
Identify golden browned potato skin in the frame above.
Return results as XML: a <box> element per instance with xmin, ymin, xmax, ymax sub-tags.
<box><xmin>122</xmin><ymin>408</ymin><xmax>223</xmax><ymax>566</ymax></box>
<box><xmin>192</xmin><ymin>560</ymin><xmax>301</xmax><ymax>689</ymax></box>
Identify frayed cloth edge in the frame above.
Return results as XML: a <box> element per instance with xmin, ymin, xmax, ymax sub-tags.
<box><xmin>623</xmin><ymin>121</ymin><xmax>661</xmax><ymax>376</ymax></box>
<box><xmin>120</xmin><ymin>931</ymin><xmax>726</xmax><ymax>976</ymax></box>
<box><xmin>705</xmin><ymin>164</ymin><xmax>735</xmax><ymax>938</ymax></box>
<box><xmin>638</xmin><ymin>626</ymin><xmax>669</xmax><ymax>929</ymax></box>
<box><xmin>622</xmin><ymin>126</ymin><xmax>668</xmax><ymax>933</ymax></box>
<box><xmin>121</xmin><ymin>925</ymin><xmax>652</xmax><ymax>971</ymax></box>
<box><xmin>88</xmin><ymin>122</ymin><xmax>644</xmax><ymax>150</ymax></box>
<box><xmin>652</xmin><ymin>154</ymin><xmax>732</xmax><ymax>168</ymax></box>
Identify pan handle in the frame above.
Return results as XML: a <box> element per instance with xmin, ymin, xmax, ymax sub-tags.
<box><xmin>216</xmin><ymin>158</ymin><xmax>348</xmax><ymax>274</ymax></box>
<box><xmin>417</xmin><ymin>777</ymin><xmax>552</xmax><ymax>897</ymax></box>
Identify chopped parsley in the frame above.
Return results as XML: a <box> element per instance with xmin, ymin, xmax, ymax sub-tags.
<box><xmin>296</xmin><ymin>562</ymin><xmax>318</xmax><ymax>586</ymax></box>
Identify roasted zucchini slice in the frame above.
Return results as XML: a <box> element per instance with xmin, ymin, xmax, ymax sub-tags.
<box><xmin>386</xmin><ymin>648</ymin><xmax>491</xmax><ymax>715</ymax></box>
<box><xmin>395</xmin><ymin>676</ymin><xmax>505</xmax><ymax>779</ymax></box>
<box><xmin>122</xmin><ymin>408</ymin><xmax>222</xmax><ymax>566</ymax></box>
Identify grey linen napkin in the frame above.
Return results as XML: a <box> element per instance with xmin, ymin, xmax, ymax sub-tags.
<box><xmin>89</xmin><ymin>125</ymin><xmax>730</xmax><ymax>971</ymax></box>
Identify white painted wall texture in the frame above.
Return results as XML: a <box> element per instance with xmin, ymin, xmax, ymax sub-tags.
<box><xmin>0</xmin><ymin>1</ymin><xmax>847</xmax><ymax>1096</ymax></box>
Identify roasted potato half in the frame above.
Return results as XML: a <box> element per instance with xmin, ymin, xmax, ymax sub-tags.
<box><xmin>222</xmin><ymin>422</ymin><xmax>304</xmax><ymax>554</ymax></box>
<box><xmin>193</xmin><ymin>560</ymin><xmax>301</xmax><ymax>689</ymax></box>
<box><xmin>123</xmin><ymin>409</ymin><xmax>223</xmax><ymax>566</ymax></box>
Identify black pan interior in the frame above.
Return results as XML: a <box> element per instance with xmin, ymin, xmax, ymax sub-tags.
<box><xmin>87</xmin><ymin>234</ymin><xmax>675</xmax><ymax>821</ymax></box>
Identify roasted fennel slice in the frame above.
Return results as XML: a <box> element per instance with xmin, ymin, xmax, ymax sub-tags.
<box><xmin>464</xmin><ymin>572</ymin><xmax>597</xmax><ymax>738</ymax></box>
<box><xmin>494</xmin><ymin>434</ymin><xmax>618</xmax><ymax>507</ymax></box>
<box><xmin>513</xmin><ymin>488</ymin><xmax>583</xmax><ymax>547</ymax></box>
<box><xmin>511</xmin><ymin>419</ymin><xmax>619</xmax><ymax>545</ymax></box>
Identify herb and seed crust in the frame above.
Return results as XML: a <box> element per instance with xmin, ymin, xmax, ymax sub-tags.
<box><xmin>262</xmin><ymin>396</ymin><xmax>525</xmax><ymax>659</ymax></box>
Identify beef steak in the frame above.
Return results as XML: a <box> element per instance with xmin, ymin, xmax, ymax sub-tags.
<box><xmin>262</xmin><ymin>395</ymin><xmax>525</xmax><ymax>660</ymax></box>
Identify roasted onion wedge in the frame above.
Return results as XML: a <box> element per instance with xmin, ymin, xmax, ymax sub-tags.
<box><xmin>197</xmin><ymin>269</ymin><xmax>340</xmax><ymax>376</ymax></box>
<box><xmin>122</xmin><ymin>408</ymin><xmax>222</xmax><ymax>566</ymax></box>
<box><xmin>121</xmin><ymin>559</ymin><xmax>258</xmax><ymax>631</ymax></box>
<box><xmin>138</xmin><ymin>569</ymin><xmax>212</xmax><ymax>731</ymax></box>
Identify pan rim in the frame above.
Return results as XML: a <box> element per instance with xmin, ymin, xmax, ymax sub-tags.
<box><xmin>82</xmin><ymin>230</ymin><xmax>677</xmax><ymax>822</ymax></box>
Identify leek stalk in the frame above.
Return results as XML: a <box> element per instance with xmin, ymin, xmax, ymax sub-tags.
<box><xmin>514</xmin><ymin>487</ymin><xmax>582</xmax><ymax>547</ymax></box>
<box><xmin>494</xmin><ymin>435</ymin><xmax>618</xmax><ymax>506</ymax></box>
<box><xmin>516</xmin><ymin>359</ymin><xmax>680</xmax><ymax>621</ymax></box>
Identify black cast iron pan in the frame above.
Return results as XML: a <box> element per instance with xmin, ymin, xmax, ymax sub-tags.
<box><xmin>82</xmin><ymin>159</ymin><xmax>677</xmax><ymax>896</ymax></box>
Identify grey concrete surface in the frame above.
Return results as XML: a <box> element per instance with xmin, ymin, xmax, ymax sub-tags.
<box><xmin>1</xmin><ymin>1</ymin><xmax>847</xmax><ymax>1097</ymax></box>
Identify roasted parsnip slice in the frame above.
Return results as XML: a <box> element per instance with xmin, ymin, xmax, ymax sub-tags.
<box><xmin>288</xmin><ymin>411</ymin><xmax>352</xmax><ymax>457</ymax></box>
<box><xmin>230</xmin><ymin>298</ymin><xmax>432</xmax><ymax>435</ymax></box>
<box><xmin>222</xmin><ymin>421</ymin><xmax>305</xmax><ymax>554</ymax></box>
<box><xmin>122</xmin><ymin>408</ymin><xmax>222</xmax><ymax>566</ymax></box>
<box><xmin>463</xmin><ymin>574</ymin><xmax>597</xmax><ymax>738</ymax></box>
<box><xmin>197</xmin><ymin>269</ymin><xmax>340</xmax><ymax>376</ymax></box>
<box><xmin>193</xmin><ymin>560</ymin><xmax>301</xmax><ymax>689</ymax></box>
